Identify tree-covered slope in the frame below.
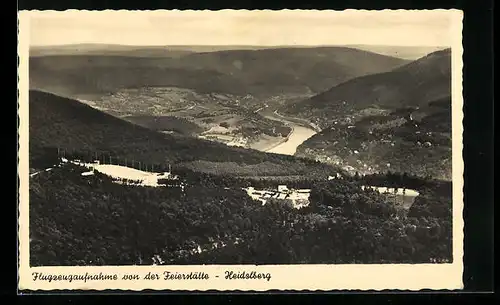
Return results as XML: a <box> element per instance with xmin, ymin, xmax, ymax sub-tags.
<box><xmin>30</xmin><ymin>163</ymin><xmax>452</xmax><ymax>266</ymax></box>
<box><xmin>286</xmin><ymin>48</ymin><xmax>451</xmax><ymax>124</ymax></box>
<box><xmin>29</xmin><ymin>90</ymin><xmax>336</xmax><ymax>177</ymax></box>
<box><xmin>29</xmin><ymin>46</ymin><xmax>409</xmax><ymax>99</ymax></box>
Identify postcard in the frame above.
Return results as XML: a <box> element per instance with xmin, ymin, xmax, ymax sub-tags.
<box><xmin>18</xmin><ymin>9</ymin><xmax>464</xmax><ymax>291</ymax></box>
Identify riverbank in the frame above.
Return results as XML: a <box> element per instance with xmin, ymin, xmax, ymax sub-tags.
<box><xmin>258</xmin><ymin>110</ymin><xmax>318</xmax><ymax>155</ymax></box>
<box><xmin>271</xmin><ymin>110</ymin><xmax>322</xmax><ymax>133</ymax></box>
<box><xmin>260</xmin><ymin>125</ymin><xmax>294</xmax><ymax>152</ymax></box>
<box><xmin>266</xmin><ymin>125</ymin><xmax>316</xmax><ymax>155</ymax></box>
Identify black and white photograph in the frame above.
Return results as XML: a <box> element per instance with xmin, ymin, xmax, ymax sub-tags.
<box><xmin>18</xmin><ymin>9</ymin><xmax>464</xmax><ymax>291</ymax></box>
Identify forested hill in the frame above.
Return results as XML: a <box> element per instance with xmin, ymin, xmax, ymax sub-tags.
<box><xmin>29</xmin><ymin>90</ymin><xmax>337</xmax><ymax>177</ymax></box>
<box><xmin>30</xmin><ymin>163</ymin><xmax>452</xmax><ymax>266</ymax></box>
<box><xmin>286</xmin><ymin>48</ymin><xmax>451</xmax><ymax>122</ymax></box>
<box><xmin>295</xmin><ymin>95</ymin><xmax>453</xmax><ymax>180</ymax></box>
<box><xmin>29</xmin><ymin>46</ymin><xmax>409</xmax><ymax>99</ymax></box>
<box><xmin>283</xmin><ymin>48</ymin><xmax>452</xmax><ymax>180</ymax></box>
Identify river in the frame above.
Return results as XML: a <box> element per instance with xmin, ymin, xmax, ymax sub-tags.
<box><xmin>259</xmin><ymin>110</ymin><xmax>318</xmax><ymax>155</ymax></box>
<box><xmin>266</xmin><ymin>126</ymin><xmax>317</xmax><ymax>155</ymax></box>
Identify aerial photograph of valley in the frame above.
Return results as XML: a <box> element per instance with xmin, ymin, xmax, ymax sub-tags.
<box><xmin>24</xmin><ymin>10</ymin><xmax>456</xmax><ymax>267</ymax></box>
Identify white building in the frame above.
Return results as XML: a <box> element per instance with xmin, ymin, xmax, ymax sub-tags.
<box><xmin>278</xmin><ymin>185</ymin><xmax>289</xmax><ymax>192</ymax></box>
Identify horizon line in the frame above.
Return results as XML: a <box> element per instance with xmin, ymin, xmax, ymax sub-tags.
<box><xmin>30</xmin><ymin>43</ymin><xmax>450</xmax><ymax>49</ymax></box>
<box><xmin>31</xmin><ymin>43</ymin><xmax>450</xmax><ymax>47</ymax></box>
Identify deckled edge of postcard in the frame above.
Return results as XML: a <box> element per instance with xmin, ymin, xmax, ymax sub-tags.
<box><xmin>17</xmin><ymin>9</ymin><xmax>464</xmax><ymax>292</ymax></box>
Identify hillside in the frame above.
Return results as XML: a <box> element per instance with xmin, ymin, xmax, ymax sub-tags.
<box><xmin>286</xmin><ymin>48</ymin><xmax>451</xmax><ymax>126</ymax></box>
<box><xmin>30</xmin><ymin>161</ymin><xmax>452</xmax><ymax>266</ymax></box>
<box><xmin>29</xmin><ymin>46</ymin><xmax>409</xmax><ymax>100</ymax></box>
<box><xmin>284</xmin><ymin>49</ymin><xmax>452</xmax><ymax>179</ymax></box>
<box><xmin>295</xmin><ymin>95</ymin><xmax>452</xmax><ymax>180</ymax></box>
<box><xmin>28</xmin><ymin>90</ymin><xmax>337</xmax><ymax>178</ymax></box>
<box><xmin>122</xmin><ymin>115</ymin><xmax>205</xmax><ymax>136</ymax></box>
<box><xmin>178</xmin><ymin>47</ymin><xmax>410</xmax><ymax>95</ymax></box>
<box><xmin>29</xmin><ymin>56</ymin><xmax>247</xmax><ymax>99</ymax></box>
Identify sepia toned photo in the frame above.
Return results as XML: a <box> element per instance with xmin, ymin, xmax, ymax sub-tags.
<box><xmin>18</xmin><ymin>9</ymin><xmax>464</xmax><ymax>291</ymax></box>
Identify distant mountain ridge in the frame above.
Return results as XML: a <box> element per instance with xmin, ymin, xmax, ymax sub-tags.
<box><xmin>30</xmin><ymin>44</ymin><xmax>307</xmax><ymax>58</ymax></box>
<box><xmin>29</xmin><ymin>55</ymin><xmax>247</xmax><ymax>98</ymax></box>
<box><xmin>30</xmin><ymin>43</ymin><xmax>441</xmax><ymax>59</ymax></box>
<box><xmin>30</xmin><ymin>44</ymin><xmax>195</xmax><ymax>58</ymax></box>
<box><xmin>286</xmin><ymin>48</ymin><xmax>451</xmax><ymax>125</ymax></box>
<box><xmin>344</xmin><ymin>45</ymin><xmax>448</xmax><ymax>60</ymax></box>
<box><xmin>29</xmin><ymin>46</ymin><xmax>409</xmax><ymax>99</ymax></box>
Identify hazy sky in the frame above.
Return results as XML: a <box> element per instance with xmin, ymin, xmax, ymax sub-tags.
<box><xmin>26</xmin><ymin>10</ymin><xmax>456</xmax><ymax>47</ymax></box>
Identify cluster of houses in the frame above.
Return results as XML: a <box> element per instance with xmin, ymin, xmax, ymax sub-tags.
<box><xmin>226</xmin><ymin>136</ymin><xmax>248</xmax><ymax>147</ymax></box>
<box><xmin>244</xmin><ymin>185</ymin><xmax>311</xmax><ymax>209</ymax></box>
